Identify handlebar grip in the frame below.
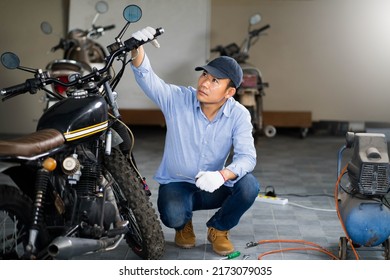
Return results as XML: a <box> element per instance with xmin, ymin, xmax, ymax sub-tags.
<box><xmin>0</xmin><ymin>78</ymin><xmax>42</xmax><ymax>100</ymax></box>
<box><xmin>124</xmin><ymin>27</ymin><xmax>164</xmax><ymax>51</ymax></box>
<box><xmin>90</xmin><ymin>25</ymin><xmax>116</xmax><ymax>37</ymax></box>
<box><xmin>210</xmin><ymin>45</ymin><xmax>223</xmax><ymax>52</ymax></box>
<box><xmin>250</xmin><ymin>24</ymin><xmax>270</xmax><ymax>37</ymax></box>
<box><xmin>103</xmin><ymin>24</ymin><xmax>116</xmax><ymax>31</ymax></box>
<box><xmin>51</xmin><ymin>44</ymin><xmax>62</xmax><ymax>52</ymax></box>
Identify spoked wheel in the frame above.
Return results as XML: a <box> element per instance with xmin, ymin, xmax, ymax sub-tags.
<box><xmin>338</xmin><ymin>237</ymin><xmax>348</xmax><ymax>260</ymax></box>
<box><xmin>0</xmin><ymin>185</ymin><xmax>32</xmax><ymax>259</ymax></box>
<box><xmin>104</xmin><ymin>148</ymin><xmax>165</xmax><ymax>260</ymax></box>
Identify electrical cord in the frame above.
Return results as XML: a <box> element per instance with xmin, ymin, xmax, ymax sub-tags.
<box><xmin>287</xmin><ymin>202</ymin><xmax>336</xmax><ymax>212</ymax></box>
<box><xmin>108</xmin><ymin>113</ymin><xmax>146</xmax><ymax>183</ymax></box>
<box><xmin>263</xmin><ymin>185</ymin><xmax>334</xmax><ymax>197</ymax></box>
<box><xmin>282</xmin><ymin>193</ymin><xmax>334</xmax><ymax>198</ymax></box>
<box><xmin>282</xmin><ymin>192</ymin><xmax>336</xmax><ymax>212</ymax></box>
<box><xmin>259</xmin><ymin>190</ymin><xmax>337</xmax><ymax>212</ymax></box>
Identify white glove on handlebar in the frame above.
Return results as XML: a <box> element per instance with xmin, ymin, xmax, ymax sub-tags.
<box><xmin>195</xmin><ymin>171</ymin><xmax>226</xmax><ymax>193</ymax></box>
<box><xmin>131</xmin><ymin>26</ymin><xmax>156</xmax><ymax>42</ymax></box>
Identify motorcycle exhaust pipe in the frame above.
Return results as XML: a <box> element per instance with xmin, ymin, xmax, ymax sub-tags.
<box><xmin>47</xmin><ymin>236</ymin><xmax>117</xmax><ymax>259</ymax></box>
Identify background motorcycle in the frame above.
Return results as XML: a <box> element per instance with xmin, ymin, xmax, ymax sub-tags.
<box><xmin>41</xmin><ymin>0</ymin><xmax>115</xmax><ymax>108</ymax></box>
<box><xmin>211</xmin><ymin>14</ymin><xmax>276</xmax><ymax>137</ymax></box>
<box><xmin>0</xmin><ymin>4</ymin><xmax>165</xmax><ymax>260</ymax></box>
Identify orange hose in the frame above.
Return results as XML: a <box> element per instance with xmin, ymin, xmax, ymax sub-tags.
<box><xmin>255</xmin><ymin>239</ymin><xmax>339</xmax><ymax>260</ymax></box>
<box><xmin>334</xmin><ymin>164</ymin><xmax>360</xmax><ymax>260</ymax></box>
<box><xmin>258</xmin><ymin>247</ymin><xmax>338</xmax><ymax>260</ymax></box>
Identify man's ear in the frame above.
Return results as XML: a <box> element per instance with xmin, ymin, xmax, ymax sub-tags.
<box><xmin>226</xmin><ymin>87</ymin><xmax>236</xmax><ymax>98</ymax></box>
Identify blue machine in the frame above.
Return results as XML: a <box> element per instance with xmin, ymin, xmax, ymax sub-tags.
<box><xmin>337</xmin><ymin>132</ymin><xmax>390</xmax><ymax>259</ymax></box>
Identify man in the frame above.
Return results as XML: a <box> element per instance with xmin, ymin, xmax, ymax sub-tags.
<box><xmin>130</xmin><ymin>27</ymin><xmax>260</xmax><ymax>256</ymax></box>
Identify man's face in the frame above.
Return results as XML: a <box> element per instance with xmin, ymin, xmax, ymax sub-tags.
<box><xmin>196</xmin><ymin>71</ymin><xmax>235</xmax><ymax>105</ymax></box>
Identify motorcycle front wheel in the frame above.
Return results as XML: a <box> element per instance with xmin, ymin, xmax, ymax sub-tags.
<box><xmin>103</xmin><ymin>148</ymin><xmax>165</xmax><ymax>260</ymax></box>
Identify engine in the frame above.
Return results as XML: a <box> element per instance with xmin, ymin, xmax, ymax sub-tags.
<box><xmin>59</xmin><ymin>146</ymin><xmax>117</xmax><ymax>237</ymax></box>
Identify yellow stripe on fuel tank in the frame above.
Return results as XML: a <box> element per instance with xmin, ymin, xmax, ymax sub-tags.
<box><xmin>63</xmin><ymin>121</ymin><xmax>108</xmax><ymax>141</ymax></box>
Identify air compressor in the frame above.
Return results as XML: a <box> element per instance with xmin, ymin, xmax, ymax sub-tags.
<box><xmin>336</xmin><ymin>132</ymin><xmax>390</xmax><ymax>259</ymax></box>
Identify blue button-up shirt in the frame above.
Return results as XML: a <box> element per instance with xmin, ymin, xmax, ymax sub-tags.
<box><xmin>131</xmin><ymin>55</ymin><xmax>256</xmax><ymax>187</ymax></box>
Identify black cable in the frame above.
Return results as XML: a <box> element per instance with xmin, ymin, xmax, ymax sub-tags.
<box><xmin>259</xmin><ymin>192</ymin><xmax>333</xmax><ymax>198</ymax></box>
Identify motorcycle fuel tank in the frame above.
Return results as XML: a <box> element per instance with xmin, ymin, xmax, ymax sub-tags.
<box><xmin>37</xmin><ymin>95</ymin><xmax>108</xmax><ymax>142</ymax></box>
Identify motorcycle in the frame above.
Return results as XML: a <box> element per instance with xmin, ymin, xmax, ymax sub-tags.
<box><xmin>0</xmin><ymin>4</ymin><xmax>165</xmax><ymax>260</ymax></box>
<box><xmin>211</xmin><ymin>14</ymin><xmax>276</xmax><ymax>137</ymax></box>
<box><xmin>41</xmin><ymin>0</ymin><xmax>115</xmax><ymax>108</ymax></box>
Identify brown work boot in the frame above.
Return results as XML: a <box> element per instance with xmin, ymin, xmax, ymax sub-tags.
<box><xmin>207</xmin><ymin>227</ymin><xmax>234</xmax><ymax>256</ymax></box>
<box><xmin>175</xmin><ymin>220</ymin><xmax>196</xmax><ymax>248</ymax></box>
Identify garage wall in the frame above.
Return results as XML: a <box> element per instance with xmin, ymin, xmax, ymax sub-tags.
<box><xmin>211</xmin><ymin>0</ymin><xmax>390</xmax><ymax>123</ymax></box>
<box><xmin>68</xmin><ymin>0</ymin><xmax>210</xmax><ymax>109</ymax></box>
<box><xmin>0</xmin><ymin>0</ymin><xmax>389</xmax><ymax>134</ymax></box>
<box><xmin>0</xmin><ymin>0</ymin><xmax>67</xmax><ymax>134</ymax></box>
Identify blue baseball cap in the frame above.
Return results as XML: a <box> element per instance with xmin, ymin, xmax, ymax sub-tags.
<box><xmin>195</xmin><ymin>56</ymin><xmax>243</xmax><ymax>88</ymax></box>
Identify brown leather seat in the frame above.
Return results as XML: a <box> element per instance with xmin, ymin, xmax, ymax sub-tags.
<box><xmin>0</xmin><ymin>129</ymin><xmax>65</xmax><ymax>157</ymax></box>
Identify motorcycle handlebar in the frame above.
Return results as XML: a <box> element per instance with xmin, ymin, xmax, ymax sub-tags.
<box><xmin>51</xmin><ymin>44</ymin><xmax>62</xmax><ymax>52</ymax></box>
<box><xmin>123</xmin><ymin>27</ymin><xmax>164</xmax><ymax>51</ymax></box>
<box><xmin>0</xmin><ymin>78</ymin><xmax>43</xmax><ymax>100</ymax></box>
<box><xmin>1</xmin><ymin>27</ymin><xmax>164</xmax><ymax>101</ymax></box>
<box><xmin>51</xmin><ymin>38</ymin><xmax>66</xmax><ymax>52</ymax></box>
<box><xmin>103</xmin><ymin>24</ymin><xmax>116</xmax><ymax>31</ymax></box>
<box><xmin>210</xmin><ymin>45</ymin><xmax>223</xmax><ymax>53</ymax></box>
<box><xmin>90</xmin><ymin>24</ymin><xmax>116</xmax><ymax>37</ymax></box>
<box><xmin>249</xmin><ymin>24</ymin><xmax>270</xmax><ymax>37</ymax></box>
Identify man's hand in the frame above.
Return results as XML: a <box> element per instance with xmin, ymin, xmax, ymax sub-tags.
<box><xmin>131</xmin><ymin>26</ymin><xmax>156</xmax><ymax>42</ymax></box>
<box><xmin>195</xmin><ymin>171</ymin><xmax>226</xmax><ymax>193</ymax></box>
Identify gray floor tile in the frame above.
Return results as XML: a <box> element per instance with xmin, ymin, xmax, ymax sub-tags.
<box><xmin>2</xmin><ymin>127</ymin><xmax>389</xmax><ymax>260</ymax></box>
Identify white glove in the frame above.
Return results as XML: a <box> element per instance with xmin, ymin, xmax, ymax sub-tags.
<box><xmin>195</xmin><ymin>171</ymin><xmax>225</xmax><ymax>193</ymax></box>
<box><xmin>131</xmin><ymin>26</ymin><xmax>156</xmax><ymax>42</ymax></box>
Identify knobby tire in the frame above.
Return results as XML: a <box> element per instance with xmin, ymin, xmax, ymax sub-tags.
<box><xmin>103</xmin><ymin>148</ymin><xmax>165</xmax><ymax>259</ymax></box>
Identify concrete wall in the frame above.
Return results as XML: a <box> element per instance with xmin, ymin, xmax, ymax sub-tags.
<box><xmin>0</xmin><ymin>0</ymin><xmax>67</xmax><ymax>134</ymax></box>
<box><xmin>211</xmin><ymin>0</ymin><xmax>390</xmax><ymax>123</ymax></box>
<box><xmin>68</xmin><ymin>0</ymin><xmax>210</xmax><ymax>111</ymax></box>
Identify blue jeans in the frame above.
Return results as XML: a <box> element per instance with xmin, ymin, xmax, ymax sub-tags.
<box><xmin>157</xmin><ymin>173</ymin><xmax>260</xmax><ymax>231</ymax></box>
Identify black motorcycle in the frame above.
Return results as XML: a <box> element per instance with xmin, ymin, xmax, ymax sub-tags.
<box><xmin>0</xmin><ymin>5</ymin><xmax>165</xmax><ymax>260</ymax></box>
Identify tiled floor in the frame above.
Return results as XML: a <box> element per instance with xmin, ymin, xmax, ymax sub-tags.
<box><xmin>79</xmin><ymin>126</ymin><xmax>389</xmax><ymax>260</ymax></box>
<box><xmin>2</xmin><ymin>127</ymin><xmax>390</xmax><ymax>260</ymax></box>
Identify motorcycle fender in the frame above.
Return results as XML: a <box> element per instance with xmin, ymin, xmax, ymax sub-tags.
<box><xmin>0</xmin><ymin>162</ymin><xmax>20</xmax><ymax>173</ymax></box>
<box><xmin>110</xmin><ymin>128</ymin><xmax>124</xmax><ymax>148</ymax></box>
<box><xmin>0</xmin><ymin>163</ymin><xmax>20</xmax><ymax>189</ymax></box>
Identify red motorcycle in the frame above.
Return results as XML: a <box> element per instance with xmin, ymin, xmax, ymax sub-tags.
<box><xmin>41</xmin><ymin>1</ymin><xmax>115</xmax><ymax>108</ymax></box>
<box><xmin>211</xmin><ymin>14</ymin><xmax>276</xmax><ymax>137</ymax></box>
